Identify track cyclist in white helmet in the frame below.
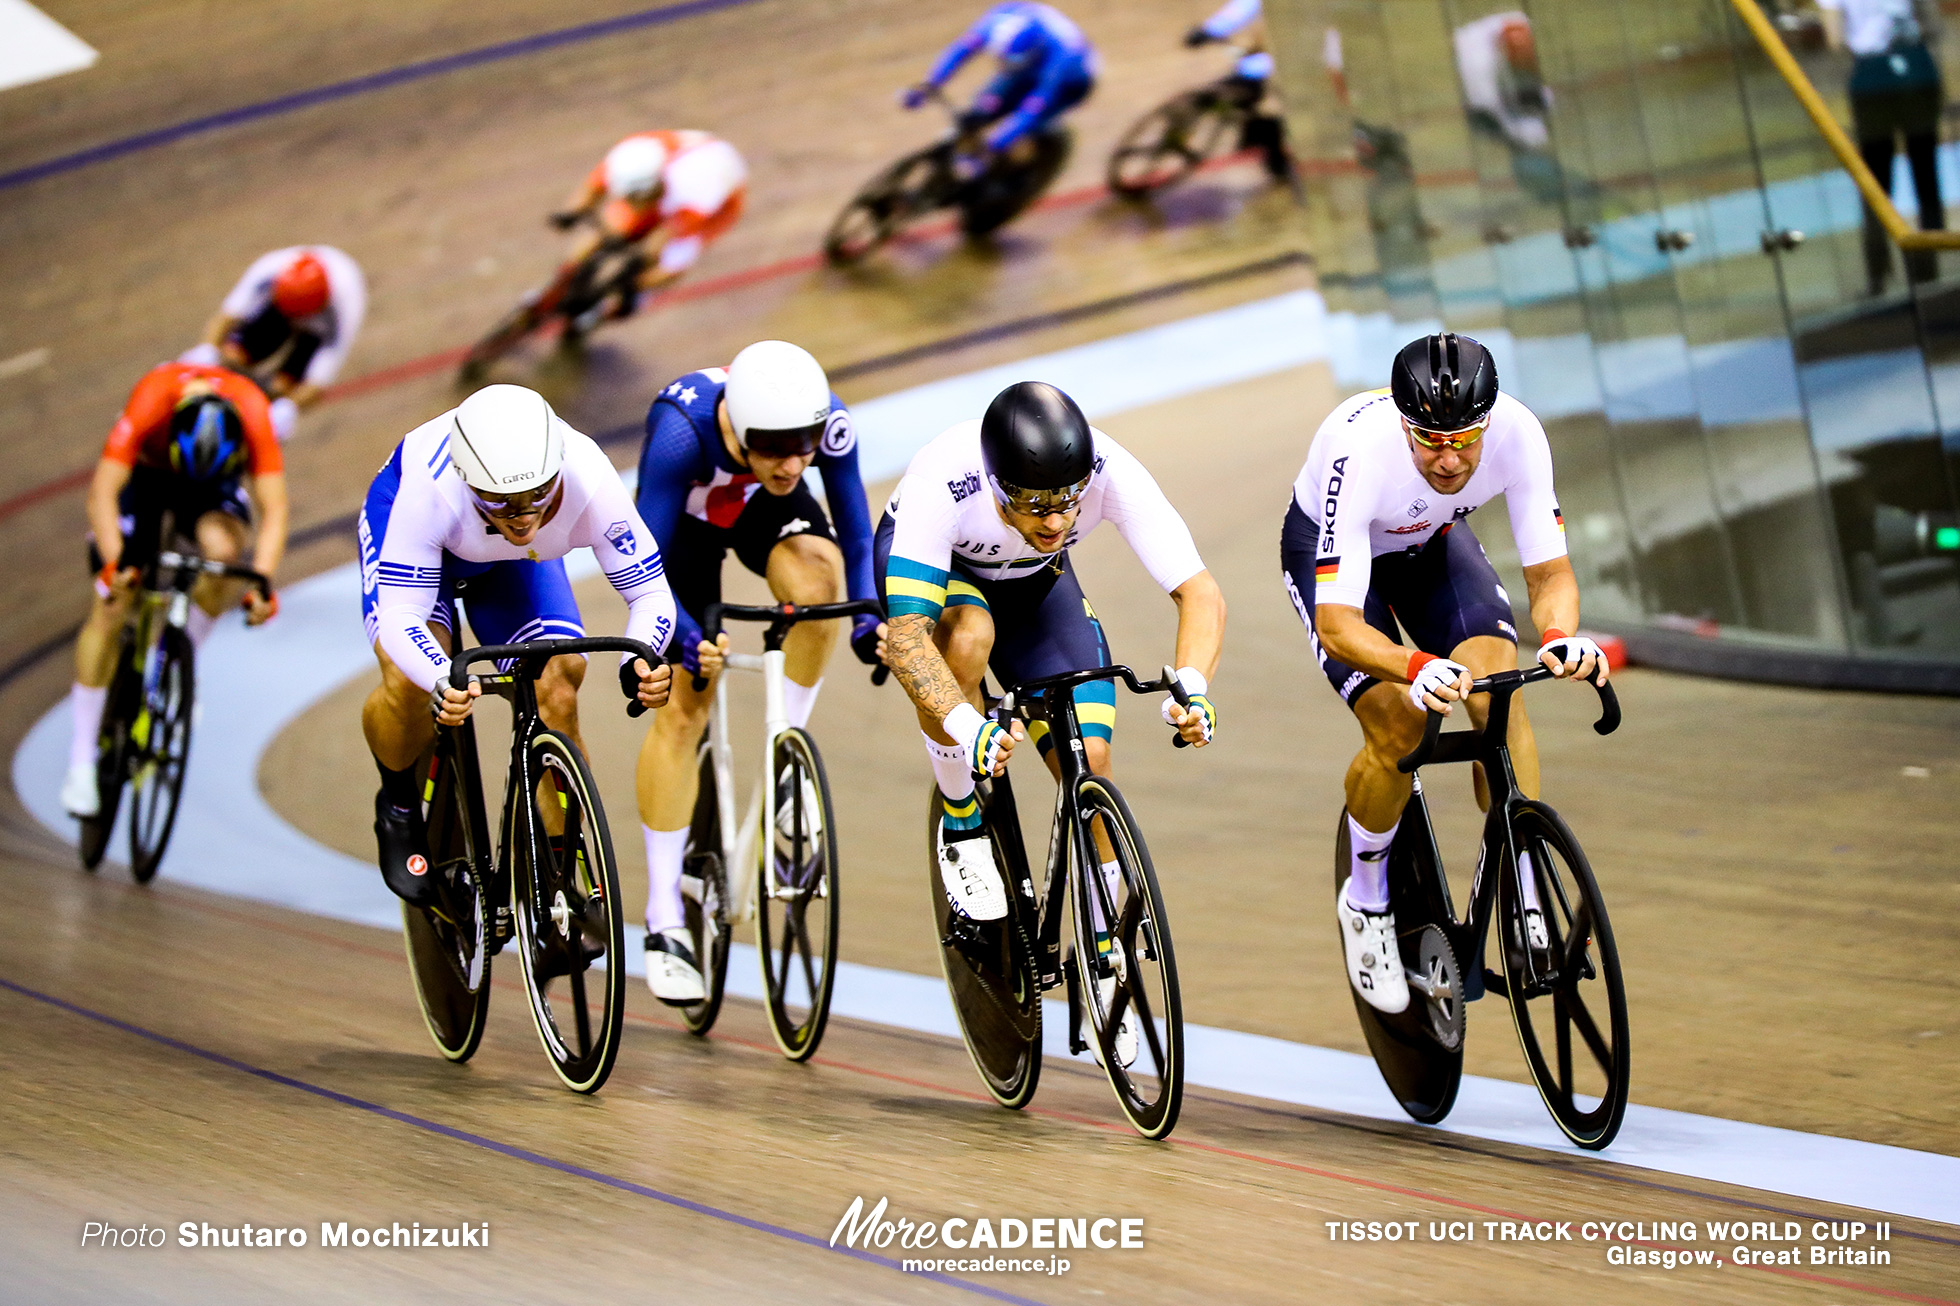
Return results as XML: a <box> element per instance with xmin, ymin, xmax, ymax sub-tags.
<box><xmin>629</xmin><ymin>341</ymin><xmax>881</xmax><ymax>1003</ymax></box>
<box><xmin>1279</xmin><ymin>333</ymin><xmax>1606</xmax><ymax>1015</ymax></box>
<box><xmin>546</xmin><ymin>130</ymin><xmax>748</xmax><ymax>333</ymax></box>
<box><xmin>360</xmin><ymin>384</ymin><xmax>676</xmax><ymax>909</ymax></box>
<box><xmin>879</xmin><ymin>381</ymin><xmax>1224</xmax><ymax>1068</ymax></box>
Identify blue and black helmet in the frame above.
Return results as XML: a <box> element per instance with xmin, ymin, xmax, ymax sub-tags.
<box><xmin>167</xmin><ymin>395</ymin><xmax>247</xmax><ymax>481</ymax></box>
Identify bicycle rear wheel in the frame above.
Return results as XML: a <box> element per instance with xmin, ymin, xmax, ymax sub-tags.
<box><xmin>79</xmin><ymin>643</ymin><xmax>138</xmax><ymax>871</ymax></box>
<box><xmin>1106</xmin><ymin>90</ymin><xmax>1235</xmax><ymax>198</ymax></box>
<box><xmin>126</xmin><ymin>627</ymin><xmax>194</xmax><ymax>884</ymax></box>
<box><xmin>755</xmin><ymin>728</ymin><xmax>839</xmax><ymax>1060</ymax></box>
<box><xmin>511</xmin><ymin>729</ymin><xmax>626</xmax><ymax>1093</ymax></box>
<box><xmin>678</xmin><ymin>731</ymin><xmax>731</xmax><ymax>1037</ymax></box>
<box><xmin>824</xmin><ymin>149</ymin><xmax>943</xmax><ymax>264</ymax></box>
<box><xmin>926</xmin><ymin>781</ymin><xmax>1042</xmax><ymax>1109</ymax></box>
<box><xmin>1502</xmin><ymin>799</ymin><xmax>1630</xmax><ymax>1149</ymax></box>
<box><xmin>403</xmin><ymin>725</ymin><xmax>493</xmax><ymax>1061</ymax></box>
<box><xmin>1071</xmin><ymin>775</ymin><xmax>1183</xmax><ymax>1139</ymax></box>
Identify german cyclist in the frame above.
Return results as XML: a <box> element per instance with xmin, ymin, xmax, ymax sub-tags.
<box><xmin>183</xmin><ymin>246</ymin><xmax>366</xmax><ymax>442</ymax></box>
<box><xmin>547</xmin><ymin>131</ymin><xmax>747</xmax><ymax>335</ymax></box>
<box><xmin>361</xmin><ymin>384</ymin><xmax>676</xmax><ymax>908</ymax></box>
<box><xmin>902</xmin><ymin>3</ymin><xmax>1098</xmax><ymax>179</ymax></box>
<box><xmin>630</xmin><ymin>340</ymin><xmax>881</xmax><ymax>1002</ymax></box>
<box><xmin>61</xmin><ymin>362</ymin><xmax>289</xmax><ymax>817</ymax></box>
<box><xmin>1279</xmin><ymin>333</ymin><xmax>1606</xmax><ymax>1014</ymax></box>
<box><xmin>881</xmin><ymin>381</ymin><xmax>1224</xmax><ymax>1065</ymax></box>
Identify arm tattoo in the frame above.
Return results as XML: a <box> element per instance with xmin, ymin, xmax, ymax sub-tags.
<box><xmin>887</xmin><ymin>614</ymin><xmax>970</xmax><ymax>722</ymax></box>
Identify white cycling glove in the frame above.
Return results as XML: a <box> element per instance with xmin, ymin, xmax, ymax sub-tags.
<box><xmin>1407</xmin><ymin>653</ymin><xmax>1471</xmax><ymax>712</ymax></box>
<box><xmin>1160</xmin><ymin>666</ymin><xmax>1215</xmax><ymax>744</ymax></box>
<box><xmin>943</xmin><ymin>703</ymin><xmax>1012</xmax><ymax>778</ymax></box>
<box><xmin>1538</xmin><ymin>629</ymin><xmax>1605</xmax><ymax>681</ymax></box>
<box><xmin>269</xmin><ymin>396</ymin><xmax>300</xmax><ymax>443</ymax></box>
<box><xmin>177</xmin><ymin>342</ymin><xmax>222</xmax><ymax>367</ymax></box>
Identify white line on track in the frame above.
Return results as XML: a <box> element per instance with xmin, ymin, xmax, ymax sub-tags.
<box><xmin>15</xmin><ymin>299</ymin><xmax>1960</xmax><ymax>1227</ymax></box>
<box><xmin>0</xmin><ymin>1</ymin><xmax>96</xmax><ymax>93</ymax></box>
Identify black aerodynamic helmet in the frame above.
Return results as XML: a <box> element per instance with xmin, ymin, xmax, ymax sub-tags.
<box><xmin>1390</xmin><ymin>332</ymin><xmax>1499</xmax><ymax>431</ymax></box>
<box><xmin>979</xmin><ymin>381</ymin><xmax>1094</xmax><ymax>505</ymax></box>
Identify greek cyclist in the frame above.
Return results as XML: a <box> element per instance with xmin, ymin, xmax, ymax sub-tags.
<box><xmin>1182</xmin><ymin>0</ymin><xmax>1292</xmax><ymax>182</ymax></box>
<box><xmin>880</xmin><ymin>381</ymin><xmax>1224</xmax><ymax>1067</ymax></box>
<box><xmin>630</xmin><ymin>341</ymin><xmax>881</xmax><ymax>1003</ymax></box>
<box><xmin>182</xmin><ymin>246</ymin><xmax>367</xmax><ymax>442</ymax></box>
<box><xmin>360</xmin><ymin>385</ymin><xmax>676</xmax><ymax>909</ymax></box>
<box><xmin>1279</xmin><ymin>333</ymin><xmax>1606</xmax><ymax>1014</ymax></box>
<box><xmin>547</xmin><ymin>131</ymin><xmax>747</xmax><ymax>335</ymax></box>
<box><xmin>902</xmin><ymin>3</ymin><xmax>1098</xmax><ymax>179</ymax></box>
<box><xmin>61</xmin><ymin>362</ymin><xmax>289</xmax><ymax>817</ymax></box>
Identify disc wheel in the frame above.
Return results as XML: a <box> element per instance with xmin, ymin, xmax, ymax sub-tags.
<box><xmin>403</xmin><ymin>726</ymin><xmax>492</xmax><ymax>1062</ymax></box>
<box><xmin>1071</xmin><ymin>775</ymin><xmax>1183</xmax><ymax>1139</ymax></box>
<box><xmin>125</xmin><ymin>628</ymin><xmax>194</xmax><ymax>884</ymax></box>
<box><xmin>1503</xmin><ymin>799</ymin><xmax>1630</xmax><ymax>1150</ymax></box>
<box><xmin>511</xmin><ymin>730</ymin><xmax>626</xmax><ymax>1093</ymax></box>
<box><xmin>78</xmin><ymin>645</ymin><xmax>137</xmax><ymax>871</ymax></box>
<box><xmin>960</xmin><ymin>127</ymin><xmax>1073</xmax><ymax>238</ymax></box>
<box><xmin>1106</xmin><ymin>91</ymin><xmax>1235</xmax><ymax>198</ymax></box>
<box><xmin>678</xmin><ymin>732</ymin><xmax>731</xmax><ymax>1037</ymax></box>
<box><xmin>754</xmin><ymin>729</ymin><xmax>839</xmax><ymax>1060</ymax></box>
<box><xmin>824</xmin><ymin>149</ymin><xmax>944</xmax><ymax>264</ymax></box>
<box><xmin>926</xmin><ymin>782</ymin><xmax>1041</xmax><ymax>1109</ymax></box>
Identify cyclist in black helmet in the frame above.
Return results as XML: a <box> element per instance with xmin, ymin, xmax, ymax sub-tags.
<box><xmin>1279</xmin><ymin>332</ymin><xmax>1607</xmax><ymax>1015</ymax></box>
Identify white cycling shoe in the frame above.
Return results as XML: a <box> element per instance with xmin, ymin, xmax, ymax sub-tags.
<box><xmin>1091</xmin><ymin>973</ymin><xmax>1139</xmax><ymax>1069</ymax></box>
<box><xmin>1337</xmin><ymin>885</ymin><xmax>1410</xmax><ymax>1014</ymax></box>
<box><xmin>644</xmin><ymin>927</ymin><xmax>705</xmax><ymax>1005</ymax></box>
<box><xmin>937</xmin><ymin>824</ymin><xmax>1007</xmax><ymax>921</ymax></box>
<box><xmin>61</xmin><ymin>761</ymin><xmax>100</xmax><ymax>818</ymax></box>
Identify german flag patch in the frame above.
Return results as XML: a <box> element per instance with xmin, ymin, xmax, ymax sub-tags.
<box><xmin>1553</xmin><ymin>507</ymin><xmax>1565</xmax><ymax>533</ymax></box>
<box><xmin>1315</xmin><ymin>556</ymin><xmax>1340</xmax><ymax>580</ymax></box>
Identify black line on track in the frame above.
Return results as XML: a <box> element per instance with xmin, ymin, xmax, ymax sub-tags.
<box><xmin>0</xmin><ymin>973</ymin><xmax>1051</xmax><ymax>1305</ymax></box>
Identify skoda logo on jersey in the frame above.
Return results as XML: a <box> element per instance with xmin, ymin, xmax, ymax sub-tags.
<box><xmin>606</xmin><ymin>520</ymin><xmax>638</xmax><ymax>556</ymax></box>
<box><xmin>821</xmin><ymin>409</ymin><xmax>855</xmax><ymax>458</ymax></box>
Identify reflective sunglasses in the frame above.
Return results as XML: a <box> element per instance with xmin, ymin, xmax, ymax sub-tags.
<box><xmin>1403</xmin><ymin>416</ymin><xmax>1489</xmax><ymax>451</ymax></box>
<box><xmin>993</xmin><ymin>473</ymin><xmax>1091</xmax><ymax>518</ymax></box>
<box><xmin>745</xmin><ymin>420</ymin><xmax>825</xmax><ymax>461</ymax></box>
<box><xmin>471</xmin><ymin>476</ymin><xmax>561</xmax><ymax>520</ymax></box>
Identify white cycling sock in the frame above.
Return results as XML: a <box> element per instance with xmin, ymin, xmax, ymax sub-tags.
<box><xmin>783</xmin><ymin>677</ymin><xmax>822</xmax><ymax>731</ymax></box>
<box><xmin>68</xmin><ymin>682</ymin><xmax>106</xmax><ymax>771</ymax></box>
<box><xmin>924</xmin><ymin>731</ymin><xmax>975</xmax><ymax>804</ymax></box>
<box><xmin>1345</xmin><ymin>814</ymin><xmax>1396</xmax><ymax>912</ymax></box>
<box><xmin>1517</xmin><ymin>849</ymin><xmax>1542</xmax><ymax>913</ymax></box>
<box><xmin>643</xmin><ymin>825</ymin><xmax>689</xmax><ymax>935</ymax></box>
<box><xmin>186</xmin><ymin>604</ymin><xmax>219</xmax><ymax>649</ymax></box>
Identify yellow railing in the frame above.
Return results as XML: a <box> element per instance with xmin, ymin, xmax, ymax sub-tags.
<box><xmin>1727</xmin><ymin>0</ymin><xmax>1960</xmax><ymax>250</ymax></box>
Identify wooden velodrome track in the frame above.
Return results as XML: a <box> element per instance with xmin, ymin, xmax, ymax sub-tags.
<box><xmin>2</xmin><ymin>1</ymin><xmax>1958</xmax><ymax>1301</ymax></box>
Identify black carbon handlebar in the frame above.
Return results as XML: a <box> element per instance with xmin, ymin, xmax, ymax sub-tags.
<box><xmin>994</xmin><ymin>663</ymin><xmax>1195</xmax><ymax>750</ymax></box>
<box><xmin>154</xmin><ymin>550</ymin><xmax>272</xmax><ymax>599</ymax></box>
<box><xmin>449</xmin><ymin>636</ymin><xmax>665</xmax><ymax>718</ymax></box>
<box><xmin>1396</xmin><ymin>662</ymin><xmax>1620</xmax><ymax>774</ymax></box>
<box><xmin>689</xmin><ymin>599</ymin><xmax>890</xmax><ymax>692</ymax></box>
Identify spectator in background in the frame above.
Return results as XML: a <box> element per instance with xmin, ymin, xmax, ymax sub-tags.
<box><xmin>1819</xmin><ymin>0</ymin><xmax>1947</xmax><ymax>292</ymax></box>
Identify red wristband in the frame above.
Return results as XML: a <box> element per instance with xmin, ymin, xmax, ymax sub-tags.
<box><xmin>1406</xmin><ymin>650</ymin><xmax>1438</xmax><ymax>682</ymax></box>
<box><xmin>1539</xmin><ymin>627</ymin><xmax>1568</xmax><ymax>647</ymax></box>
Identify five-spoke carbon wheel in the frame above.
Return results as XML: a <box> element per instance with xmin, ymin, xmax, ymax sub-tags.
<box><xmin>1107</xmin><ymin>91</ymin><xmax>1237</xmax><ymax>198</ymax></box>
<box><xmin>125</xmin><ymin>627</ymin><xmax>195</xmax><ymax>884</ymax></box>
<box><xmin>755</xmin><ymin>728</ymin><xmax>839</xmax><ymax>1060</ymax></box>
<box><xmin>403</xmin><ymin>727</ymin><xmax>492</xmax><ymax>1063</ymax></box>
<box><xmin>824</xmin><ymin>149</ymin><xmax>944</xmax><ymax>264</ymax></box>
<box><xmin>679</xmin><ymin>734</ymin><xmax>731</xmax><ymax>1037</ymax></box>
<box><xmin>1071</xmin><ymin>775</ymin><xmax>1183</xmax><ymax>1140</ymax></box>
<box><xmin>511</xmin><ymin>730</ymin><xmax>626</xmax><ymax>1093</ymax></box>
<box><xmin>1503</xmin><ymin>800</ymin><xmax>1630</xmax><ymax>1149</ymax></box>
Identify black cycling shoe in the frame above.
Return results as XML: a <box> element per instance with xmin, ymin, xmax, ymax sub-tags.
<box><xmin>374</xmin><ymin>790</ymin><xmax>442</xmax><ymax>911</ymax></box>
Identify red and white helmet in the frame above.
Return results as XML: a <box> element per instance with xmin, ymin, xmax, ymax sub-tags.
<box><xmin>273</xmin><ymin>252</ymin><xmax>330</xmax><ymax>317</ymax></box>
<box><xmin>603</xmin><ymin>136</ymin><xmax>669</xmax><ymax>201</ymax></box>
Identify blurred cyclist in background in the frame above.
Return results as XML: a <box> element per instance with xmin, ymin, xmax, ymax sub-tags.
<box><xmin>902</xmin><ymin>3</ymin><xmax>1098</xmax><ymax>178</ymax></box>
<box><xmin>547</xmin><ymin>131</ymin><xmax>748</xmax><ymax>335</ymax></box>
<box><xmin>1183</xmin><ymin>0</ymin><xmax>1292</xmax><ymax>183</ymax></box>
<box><xmin>62</xmin><ymin>361</ymin><xmax>289</xmax><ymax>816</ymax></box>
<box><xmin>184</xmin><ymin>245</ymin><xmax>366</xmax><ymax>443</ymax></box>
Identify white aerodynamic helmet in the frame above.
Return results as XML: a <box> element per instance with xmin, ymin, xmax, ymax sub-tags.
<box><xmin>724</xmin><ymin>341</ymin><xmax>832</xmax><ymax>456</ymax></box>
<box><xmin>450</xmin><ymin>384</ymin><xmax>564</xmax><ymax>495</ymax></box>
<box><xmin>603</xmin><ymin>135</ymin><xmax>669</xmax><ymax>201</ymax></box>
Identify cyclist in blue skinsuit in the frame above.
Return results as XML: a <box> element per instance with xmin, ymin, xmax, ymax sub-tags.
<box><xmin>629</xmin><ymin>340</ymin><xmax>881</xmax><ymax>1004</ymax></box>
<box><xmin>903</xmin><ymin>3</ymin><xmax>1099</xmax><ymax>175</ymax></box>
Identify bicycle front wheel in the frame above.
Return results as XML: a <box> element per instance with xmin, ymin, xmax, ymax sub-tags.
<box><xmin>824</xmin><ymin>149</ymin><xmax>942</xmax><ymax>264</ymax></box>
<box><xmin>1071</xmin><ymin>775</ymin><xmax>1183</xmax><ymax>1139</ymax></box>
<box><xmin>511</xmin><ymin>729</ymin><xmax>626</xmax><ymax>1093</ymax></box>
<box><xmin>79</xmin><ymin>641</ymin><xmax>138</xmax><ymax>871</ymax></box>
<box><xmin>1106</xmin><ymin>90</ymin><xmax>1234</xmax><ymax>198</ymax></box>
<box><xmin>755</xmin><ymin>728</ymin><xmax>839</xmax><ymax>1060</ymax></box>
<box><xmin>678</xmin><ymin>730</ymin><xmax>731</xmax><ymax>1037</ymax></box>
<box><xmin>1502</xmin><ymin>799</ymin><xmax>1630</xmax><ymax>1149</ymax></box>
<box><xmin>126</xmin><ymin>627</ymin><xmax>194</xmax><ymax>884</ymax></box>
<box><xmin>403</xmin><ymin>724</ymin><xmax>493</xmax><ymax>1062</ymax></box>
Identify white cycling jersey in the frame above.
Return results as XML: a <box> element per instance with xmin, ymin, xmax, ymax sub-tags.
<box><xmin>884</xmin><ymin>420</ymin><xmax>1203</xmax><ymax>606</ymax></box>
<box><xmin>368</xmin><ymin>412</ymin><xmax>676</xmax><ymax>692</ymax></box>
<box><xmin>1293</xmin><ymin>388</ymin><xmax>1566</xmax><ymax>610</ymax></box>
<box><xmin>220</xmin><ymin>245</ymin><xmax>367</xmax><ymax>387</ymax></box>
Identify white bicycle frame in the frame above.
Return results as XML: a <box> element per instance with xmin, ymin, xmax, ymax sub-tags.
<box><xmin>703</xmin><ymin>646</ymin><xmax>791</xmax><ymax>927</ymax></box>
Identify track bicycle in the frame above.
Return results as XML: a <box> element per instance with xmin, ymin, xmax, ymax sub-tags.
<box><xmin>824</xmin><ymin>87</ymin><xmax>1073</xmax><ymax>264</ymax></box>
<box><xmin>1106</xmin><ymin>67</ymin><xmax>1291</xmax><ymax>199</ymax></box>
<box><xmin>674</xmin><ymin>600</ymin><xmax>887</xmax><ymax>1060</ymax></box>
<box><xmin>459</xmin><ymin>215</ymin><xmax>649</xmax><ymax>380</ymax></box>
<box><xmin>929</xmin><ymin>664</ymin><xmax>1194</xmax><ymax>1140</ymax></box>
<box><xmin>78</xmin><ymin>550</ymin><xmax>269</xmax><ymax>883</ymax></box>
<box><xmin>1336</xmin><ymin>663</ymin><xmax>1629</xmax><ymax>1149</ymax></box>
<box><xmin>401</xmin><ymin>635</ymin><xmax>657</xmax><ymax>1094</ymax></box>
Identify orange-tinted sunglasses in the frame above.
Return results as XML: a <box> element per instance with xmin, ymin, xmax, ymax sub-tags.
<box><xmin>1402</xmin><ymin>415</ymin><xmax>1488</xmax><ymax>451</ymax></box>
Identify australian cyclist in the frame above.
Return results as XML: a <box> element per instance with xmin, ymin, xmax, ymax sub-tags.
<box><xmin>360</xmin><ymin>384</ymin><xmax>676</xmax><ymax>908</ymax></box>
<box><xmin>880</xmin><ymin>381</ymin><xmax>1224</xmax><ymax>1065</ymax></box>
<box><xmin>902</xmin><ymin>3</ymin><xmax>1098</xmax><ymax>178</ymax></box>
<box><xmin>62</xmin><ymin>361</ymin><xmax>288</xmax><ymax>818</ymax></box>
<box><xmin>1279</xmin><ymin>332</ymin><xmax>1606</xmax><ymax>1014</ymax></box>
<box><xmin>630</xmin><ymin>340</ymin><xmax>880</xmax><ymax>1003</ymax></box>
